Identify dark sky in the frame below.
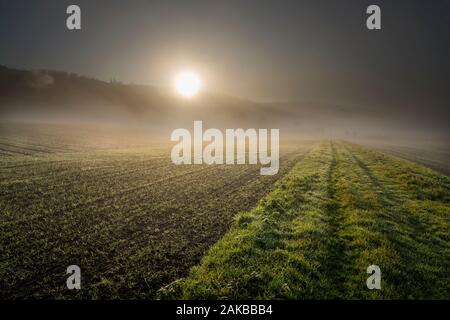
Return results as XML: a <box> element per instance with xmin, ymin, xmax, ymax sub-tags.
<box><xmin>1</xmin><ymin>0</ymin><xmax>449</xmax><ymax>112</ymax></box>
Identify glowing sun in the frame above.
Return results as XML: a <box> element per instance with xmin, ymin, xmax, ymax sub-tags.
<box><xmin>174</xmin><ymin>71</ymin><xmax>201</xmax><ymax>97</ymax></box>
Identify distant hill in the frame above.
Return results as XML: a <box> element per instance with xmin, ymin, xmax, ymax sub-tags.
<box><xmin>0</xmin><ymin>65</ymin><xmax>447</xmax><ymax>144</ymax></box>
<box><xmin>0</xmin><ymin>65</ymin><xmax>297</xmax><ymax>131</ymax></box>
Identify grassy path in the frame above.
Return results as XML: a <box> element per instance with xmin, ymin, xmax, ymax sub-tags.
<box><xmin>159</xmin><ymin>141</ymin><xmax>450</xmax><ymax>299</ymax></box>
<box><xmin>345</xmin><ymin>143</ymin><xmax>450</xmax><ymax>297</ymax></box>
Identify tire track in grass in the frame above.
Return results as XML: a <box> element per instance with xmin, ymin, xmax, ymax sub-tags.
<box><xmin>331</xmin><ymin>142</ymin><xmax>403</xmax><ymax>298</ymax></box>
<box><xmin>318</xmin><ymin>141</ymin><xmax>351</xmax><ymax>298</ymax></box>
<box><xmin>317</xmin><ymin>141</ymin><xmax>392</xmax><ymax>298</ymax></box>
<box><xmin>348</xmin><ymin>147</ymin><xmax>427</xmax><ymax>296</ymax></box>
<box><xmin>343</xmin><ymin>142</ymin><xmax>450</xmax><ymax>298</ymax></box>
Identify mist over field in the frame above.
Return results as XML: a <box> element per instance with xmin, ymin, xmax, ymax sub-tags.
<box><xmin>1</xmin><ymin>65</ymin><xmax>448</xmax><ymax>148</ymax></box>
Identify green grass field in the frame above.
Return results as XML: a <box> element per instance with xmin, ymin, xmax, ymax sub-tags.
<box><xmin>0</xmin><ymin>128</ymin><xmax>449</xmax><ymax>299</ymax></box>
<box><xmin>0</xmin><ymin>127</ymin><xmax>312</xmax><ymax>299</ymax></box>
<box><xmin>158</xmin><ymin>141</ymin><xmax>450</xmax><ymax>299</ymax></box>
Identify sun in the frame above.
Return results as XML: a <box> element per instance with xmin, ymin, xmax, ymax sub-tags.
<box><xmin>174</xmin><ymin>71</ymin><xmax>201</xmax><ymax>97</ymax></box>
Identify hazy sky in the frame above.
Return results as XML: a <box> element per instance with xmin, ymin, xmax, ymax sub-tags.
<box><xmin>1</xmin><ymin>0</ymin><xmax>449</xmax><ymax>111</ymax></box>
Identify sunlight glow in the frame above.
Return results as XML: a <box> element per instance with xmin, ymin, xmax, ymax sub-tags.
<box><xmin>174</xmin><ymin>71</ymin><xmax>201</xmax><ymax>97</ymax></box>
